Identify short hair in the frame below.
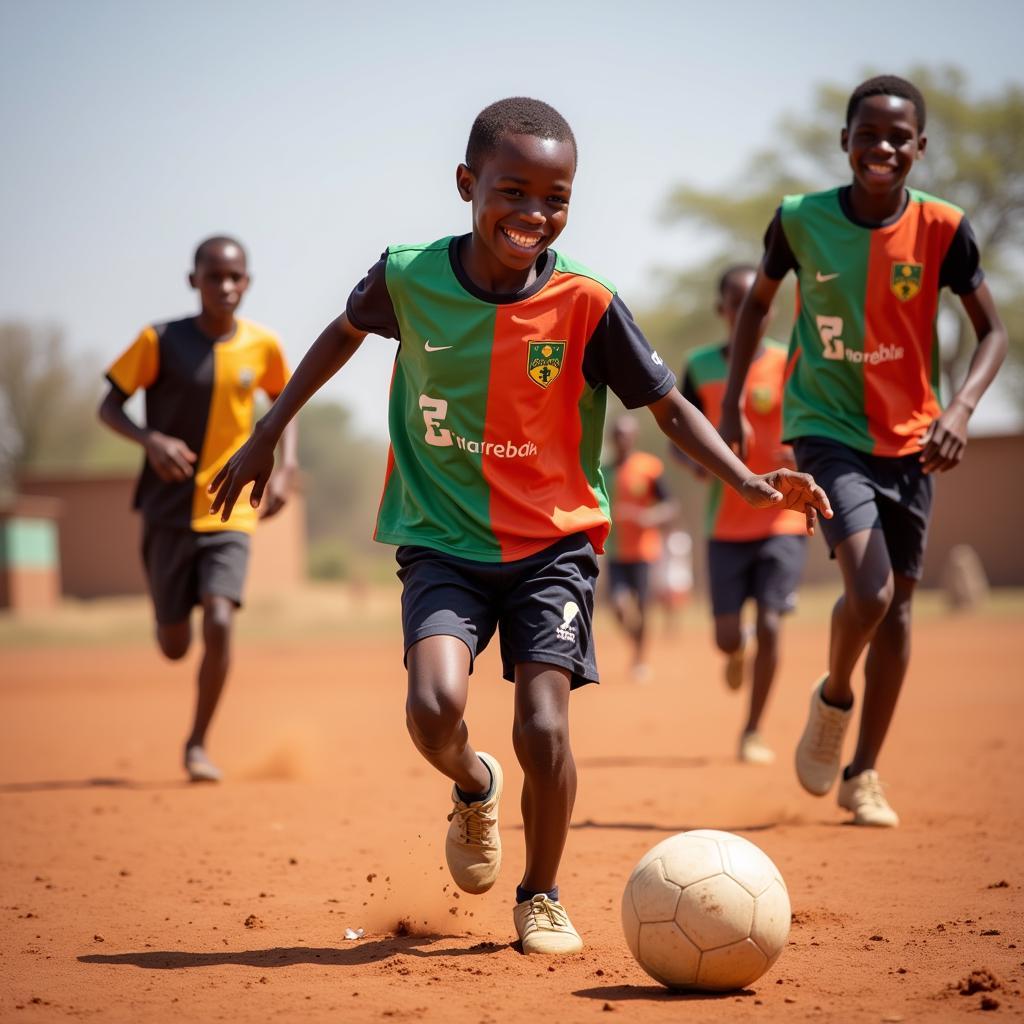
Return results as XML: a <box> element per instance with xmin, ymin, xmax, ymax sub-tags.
<box><xmin>194</xmin><ymin>235</ymin><xmax>247</xmax><ymax>270</ymax></box>
<box><xmin>466</xmin><ymin>97</ymin><xmax>577</xmax><ymax>171</ymax></box>
<box><xmin>717</xmin><ymin>263</ymin><xmax>757</xmax><ymax>299</ymax></box>
<box><xmin>846</xmin><ymin>75</ymin><xmax>926</xmax><ymax>132</ymax></box>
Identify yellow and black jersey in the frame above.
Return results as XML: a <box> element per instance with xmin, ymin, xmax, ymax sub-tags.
<box><xmin>106</xmin><ymin>316</ymin><xmax>289</xmax><ymax>534</ymax></box>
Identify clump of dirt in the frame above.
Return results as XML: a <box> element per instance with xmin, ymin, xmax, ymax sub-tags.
<box><xmin>244</xmin><ymin>915</ymin><xmax>265</xmax><ymax>930</ymax></box>
<box><xmin>981</xmin><ymin>995</ymin><xmax>1001</xmax><ymax>1011</ymax></box>
<box><xmin>956</xmin><ymin>969</ymin><xmax>1002</xmax><ymax>995</ymax></box>
<box><xmin>987</xmin><ymin>880</ymin><xmax>1010</xmax><ymax>889</ymax></box>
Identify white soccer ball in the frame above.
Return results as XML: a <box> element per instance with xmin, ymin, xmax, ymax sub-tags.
<box><xmin>621</xmin><ymin>829</ymin><xmax>791</xmax><ymax>991</ymax></box>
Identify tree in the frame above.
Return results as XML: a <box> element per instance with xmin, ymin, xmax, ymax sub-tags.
<box><xmin>644</xmin><ymin>66</ymin><xmax>1024</xmax><ymax>407</ymax></box>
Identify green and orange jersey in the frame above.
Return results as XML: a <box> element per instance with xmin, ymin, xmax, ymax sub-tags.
<box><xmin>106</xmin><ymin>317</ymin><xmax>289</xmax><ymax>534</ymax></box>
<box><xmin>763</xmin><ymin>186</ymin><xmax>983</xmax><ymax>456</ymax></box>
<box><xmin>346</xmin><ymin>236</ymin><xmax>675</xmax><ymax>563</ymax></box>
<box><xmin>682</xmin><ymin>340</ymin><xmax>806</xmax><ymax>541</ymax></box>
<box><xmin>605</xmin><ymin>451</ymin><xmax>669</xmax><ymax>564</ymax></box>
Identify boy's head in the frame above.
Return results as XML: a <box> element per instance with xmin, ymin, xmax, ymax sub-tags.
<box><xmin>716</xmin><ymin>264</ymin><xmax>757</xmax><ymax>331</ymax></box>
<box><xmin>457</xmin><ymin>98</ymin><xmax>577</xmax><ymax>275</ymax></box>
<box><xmin>189</xmin><ymin>236</ymin><xmax>249</xmax><ymax>317</ymax></box>
<box><xmin>842</xmin><ymin>76</ymin><xmax>927</xmax><ymax>196</ymax></box>
<box><xmin>611</xmin><ymin>414</ymin><xmax>639</xmax><ymax>461</ymax></box>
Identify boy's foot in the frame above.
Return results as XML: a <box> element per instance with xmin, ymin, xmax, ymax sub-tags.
<box><xmin>837</xmin><ymin>769</ymin><xmax>899</xmax><ymax>827</ymax></box>
<box><xmin>738</xmin><ymin>730</ymin><xmax>775</xmax><ymax>765</ymax></box>
<box><xmin>514</xmin><ymin>894</ymin><xmax>584</xmax><ymax>955</ymax></box>
<box><xmin>724</xmin><ymin>630</ymin><xmax>749</xmax><ymax>691</ymax></box>
<box><xmin>630</xmin><ymin>662</ymin><xmax>651</xmax><ymax>683</ymax></box>
<box><xmin>184</xmin><ymin>745</ymin><xmax>222</xmax><ymax>783</ymax></box>
<box><xmin>445</xmin><ymin>752</ymin><xmax>503</xmax><ymax>894</ymax></box>
<box><xmin>794</xmin><ymin>676</ymin><xmax>852</xmax><ymax>796</ymax></box>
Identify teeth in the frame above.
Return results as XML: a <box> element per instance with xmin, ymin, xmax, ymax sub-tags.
<box><xmin>867</xmin><ymin>164</ymin><xmax>893</xmax><ymax>173</ymax></box>
<box><xmin>503</xmin><ymin>227</ymin><xmax>542</xmax><ymax>249</ymax></box>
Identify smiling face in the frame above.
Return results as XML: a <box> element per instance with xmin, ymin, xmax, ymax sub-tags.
<box><xmin>842</xmin><ymin>94</ymin><xmax>926</xmax><ymax>201</ymax></box>
<box><xmin>456</xmin><ymin>132</ymin><xmax>575</xmax><ymax>291</ymax></box>
<box><xmin>189</xmin><ymin>242</ymin><xmax>249</xmax><ymax>319</ymax></box>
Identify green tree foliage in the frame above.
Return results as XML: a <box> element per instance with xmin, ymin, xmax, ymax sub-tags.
<box><xmin>644</xmin><ymin>66</ymin><xmax>1024</xmax><ymax>404</ymax></box>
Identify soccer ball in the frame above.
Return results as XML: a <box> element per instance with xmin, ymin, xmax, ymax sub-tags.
<box><xmin>621</xmin><ymin>829</ymin><xmax>790</xmax><ymax>990</ymax></box>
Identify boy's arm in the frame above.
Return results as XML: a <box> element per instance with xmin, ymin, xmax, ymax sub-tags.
<box><xmin>97</xmin><ymin>387</ymin><xmax>197</xmax><ymax>482</ymax></box>
<box><xmin>719</xmin><ymin>268</ymin><xmax>783</xmax><ymax>459</ymax></box>
<box><xmin>210</xmin><ymin>314</ymin><xmax>367</xmax><ymax>520</ymax></box>
<box><xmin>258</xmin><ymin>417</ymin><xmax>299</xmax><ymax>520</ymax></box>
<box><xmin>648</xmin><ymin>388</ymin><xmax>831</xmax><ymax>535</ymax></box>
<box><xmin>920</xmin><ymin>281</ymin><xmax>1007</xmax><ymax>474</ymax></box>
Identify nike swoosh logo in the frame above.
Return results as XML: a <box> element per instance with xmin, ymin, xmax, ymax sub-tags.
<box><xmin>815</xmin><ymin>271</ymin><xmax>839</xmax><ymax>282</ymax></box>
<box><xmin>424</xmin><ymin>341</ymin><xmax>453</xmax><ymax>352</ymax></box>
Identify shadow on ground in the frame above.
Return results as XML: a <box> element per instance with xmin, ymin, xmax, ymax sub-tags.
<box><xmin>574</xmin><ymin>984</ymin><xmax>756</xmax><ymax>1003</ymax></box>
<box><xmin>0</xmin><ymin>777</ymin><xmax>189</xmax><ymax>794</ymax></box>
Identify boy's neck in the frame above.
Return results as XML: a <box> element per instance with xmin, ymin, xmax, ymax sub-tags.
<box><xmin>459</xmin><ymin>235</ymin><xmax>542</xmax><ymax>296</ymax></box>
<box><xmin>195</xmin><ymin>309</ymin><xmax>237</xmax><ymax>340</ymax></box>
<box><xmin>846</xmin><ymin>181</ymin><xmax>909</xmax><ymax>226</ymax></box>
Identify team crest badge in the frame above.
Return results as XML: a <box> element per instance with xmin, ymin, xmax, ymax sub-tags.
<box><xmin>527</xmin><ymin>341</ymin><xmax>566</xmax><ymax>389</ymax></box>
<box><xmin>891</xmin><ymin>262</ymin><xmax>923</xmax><ymax>302</ymax></box>
<box><xmin>238</xmin><ymin>367</ymin><xmax>255</xmax><ymax>389</ymax></box>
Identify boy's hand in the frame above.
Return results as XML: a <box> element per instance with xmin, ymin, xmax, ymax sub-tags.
<box><xmin>208</xmin><ymin>429</ymin><xmax>276</xmax><ymax>522</ymax></box>
<box><xmin>740</xmin><ymin>469</ymin><xmax>832</xmax><ymax>536</ymax></box>
<box><xmin>718</xmin><ymin>403</ymin><xmax>753</xmax><ymax>461</ymax></box>
<box><xmin>144</xmin><ymin>432</ymin><xmax>197</xmax><ymax>482</ymax></box>
<box><xmin>919</xmin><ymin>402</ymin><xmax>970</xmax><ymax>474</ymax></box>
<box><xmin>258</xmin><ymin>465</ymin><xmax>295</xmax><ymax>520</ymax></box>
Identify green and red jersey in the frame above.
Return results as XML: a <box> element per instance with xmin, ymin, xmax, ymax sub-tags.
<box><xmin>346</xmin><ymin>236</ymin><xmax>675</xmax><ymax>562</ymax></box>
<box><xmin>763</xmin><ymin>186</ymin><xmax>983</xmax><ymax>456</ymax></box>
<box><xmin>682</xmin><ymin>340</ymin><xmax>805</xmax><ymax>541</ymax></box>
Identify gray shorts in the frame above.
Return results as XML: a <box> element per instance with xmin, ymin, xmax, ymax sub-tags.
<box><xmin>396</xmin><ymin>533</ymin><xmax>600</xmax><ymax>689</ymax></box>
<box><xmin>707</xmin><ymin>534</ymin><xmax>807</xmax><ymax>617</ymax></box>
<box><xmin>142</xmin><ymin>524</ymin><xmax>250</xmax><ymax>625</ymax></box>
<box><xmin>607</xmin><ymin>560</ymin><xmax>652</xmax><ymax>607</ymax></box>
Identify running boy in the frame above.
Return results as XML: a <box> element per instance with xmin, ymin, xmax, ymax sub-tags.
<box><xmin>209</xmin><ymin>98</ymin><xmax>830</xmax><ymax>952</ymax></box>
<box><xmin>719</xmin><ymin>76</ymin><xmax>1007</xmax><ymax>824</ymax></box>
<box><xmin>99</xmin><ymin>236</ymin><xmax>296</xmax><ymax>783</ymax></box>
<box><xmin>605</xmin><ymin>414</ymin><xmax>676</xmax><ymax>681</ymax></box>
<box><xmin>681</xmin><ymin>265</ymin><xmax>807</xmax><ymax>764</ymax></box>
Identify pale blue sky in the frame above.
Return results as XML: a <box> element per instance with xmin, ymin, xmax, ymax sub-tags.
<box><xmin>2</xmin><ymin>0</ymin><xmax>1021</xmax><ymax>437</ymax></box>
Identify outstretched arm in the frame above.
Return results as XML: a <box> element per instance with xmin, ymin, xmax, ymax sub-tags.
<box><xmin>649</xmin><ymin>389</ymin><xmax>831</xmax><ymax>535</ymax></box>
<box><xmin>719</xmin><ymin>268</ymin><xmax>782</xmax><ymax>459</ymax></box>
<box><xmin>209</xmin><ymin>314</ymin><xmax>367</xmax><ymax>520</ymax></box>
<box><xmin>920</xmin><ymin>282</ymin><xmax>1007</xmax><ymax>474</ymax></box>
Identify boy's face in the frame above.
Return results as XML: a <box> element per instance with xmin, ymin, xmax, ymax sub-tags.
<box><xmin>842</xmin><ymin>95</ymin><xmax>926</xmax><ymax>196</ymax></box>
<box><xmin>189</xmin><ymin>242</ymin><xmax>249</xmax><ymax>316</ymax></box>
<box><xmin>456</xmin><ymin>133</ymin><xmax>575</xmax><ymax>274</ymax></box>
<box><xmin>611</xmin><ymin>418</ymin><xmax>638</xmax><ymax>459</ymax></box>
<box><xmin>716</xmin><ymin>269</ymin><xmax>757</xmax><ymax>332</ymax></box>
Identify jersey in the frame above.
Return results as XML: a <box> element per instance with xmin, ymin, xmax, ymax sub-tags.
<box><xmin>682</xmin><ymin>340</ymin><xmax>806</xmax><ymax>541</ymax></box>
<box><xmin>763</xmin><ymin>186</ymin><xmax>983</xmax><ymax>456</ymax></box>
<box><xmin>605</xmin><ymin>451</ymin><xmax>669</xmax><ymax>563</ymax></box>
<box><xmin>106</xmin><ymin>316</ymin><xmax>289</xmax><ymax>534</ymax></box>
<box><xmin>346</xmin><ymin>236</ymin><xmax>675</xmax><ymax>563</ymax></box>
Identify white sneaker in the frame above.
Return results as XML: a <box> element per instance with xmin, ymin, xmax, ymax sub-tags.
<box><xmin>739</xmin><ymin>731</ymin><xmax>776</xmax><ymax>765</ymax></box>
<box><xmin>794</xmin><ymin>676</ymin><xmax>852</xmax><ymax>796</ymax></box>
<box><xmin>184</xmin><ymin>745</ymin><xmax>222</xmax><ymax>783</ymax></box>
<box><xmin>514</xmin><ymin>894</ymin><xmax>584</xmax><ymax>955</ymax></box>
<box><xmin>445</xmin><ymin>752</ymin><xmax>503</xmax><ymax>894</ymax></box>
<box><xmin>838</xmin><ymin>769</ymin><xmax>899</xmax><ymax>827</ymax></box>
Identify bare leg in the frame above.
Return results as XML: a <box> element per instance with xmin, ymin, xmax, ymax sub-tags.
<box><xmin>513</xmin><ymin>663</ymin><xmax>575</xmax><ymax>894</ymax></box>
<box><xmin>714</xmin><ymin>613</ymin><xmax>743</xmax><ymax>656</ymax></box>
<box><xmin>156</xmin><ymin>620</ymin><xmax>190</xmax><ymax>661</ymax></box>
<box><xmin>405</xmin><ymin>635</ymin><xmax>490</xmax><ymax>795</ymax></box>
<box><xmin>847</xmin><ymin>574</ymin><xmax>915</xmax><ymax>776</ymax></box>
<box><xmin>745</xmin><ymin>605</ymin><xmax>780</xmax><ymax>733</ymax></box>
<box><xmin>186</xmin><ymin>595</ymin><xmax>235</xmax><ymax>748</ymax></box>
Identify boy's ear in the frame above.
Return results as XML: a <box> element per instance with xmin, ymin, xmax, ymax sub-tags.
<box><xmin>916</xmin><ymin>133</ymin><xmax>928</xmax><ymax>159</ymax></box>
<box><xmin>188</xmin><ymin>270</ymin><xmax>198</xmax><ymax>289</ymax></box>
<box><xmin>840</xmin><ymin>127</ymin><xmax>849</xmax><ymax>153</ymax></box>
<box><xmin>456</xmin><ymin>163</ymin><xmax>475</xmax><ymax>203</ymax></box>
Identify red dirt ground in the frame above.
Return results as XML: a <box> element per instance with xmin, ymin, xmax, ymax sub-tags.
<box><xmin>2</xmin><ymin>595</ymin><xmax>1022</xmax><ymax>1023</ymax></box>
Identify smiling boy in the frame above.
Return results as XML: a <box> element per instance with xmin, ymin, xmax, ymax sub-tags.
<box><xmin>209</xmin><ymin>98</ymin><xmax>830</xmax><ymax>952</ymax></box>
<box><xmin>719</xmin><ymin>76</ymin><xmax>1007</xmax><ymax>825</ymax></box>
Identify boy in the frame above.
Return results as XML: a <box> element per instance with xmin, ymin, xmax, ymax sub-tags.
<box><xmin>680</xmin><ymin>265</ymin><xmax>807</xmax><ymax>764</ymax></box>
<box><xmin>719</xmin><ymin>76</ymin><xmax>1007</xmax><ymax>824</ymax></box>
<box><xmin>605</xmin><ymin>414</ymin><xmax>676</xmax><ymax>680</ymax></box>
<box><xmin>98</xmin><ymin>236</ymin><xmax>297</xmax><ymax>783</ymax></box>
<box><xmin>209</xmin><ymin>98</ymin><xmax>830</xmax><ymax>952</ymax></box>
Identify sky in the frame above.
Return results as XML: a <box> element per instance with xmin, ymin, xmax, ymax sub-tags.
<box><xmin>2</xmin><ymin>0</ymin><xmax>1022</xmax><ymax>439</ymax></box>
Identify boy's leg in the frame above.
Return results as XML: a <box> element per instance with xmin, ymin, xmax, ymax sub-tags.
<box><xmin>708</xmin><ymin>540</ymin><xmax>750</xmax><ymax>691</ymax></box>
<box><xmin>746</xmin><ymin>604</ymin><xmax>780</xmax><ymax>735</ymax></box>
<box><xmin>186</xmin><ymin>594</ymin><xmax>236</xmax><ymax>752</ymax></box>
<box><xmin>156</xmin><ymin>621</ymin><xmax>191</xmax><ymax>660</ymax></box>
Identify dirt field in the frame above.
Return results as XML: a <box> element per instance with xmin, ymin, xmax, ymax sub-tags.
<box><xmin>2</xmin><ymin>586</ymin><xmax>1022</xmax><ymax>1023</ymax></box>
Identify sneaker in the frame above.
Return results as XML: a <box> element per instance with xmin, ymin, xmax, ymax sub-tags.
<box><xmin>514</xmin><ymin>894</ymin><xmax>584</xmax><ymax>955</ymax></box>
<box><xmin>838</xmin><ymin>769</ymin><xmax>900</xmax><ymax>827</ymax></box>
<box><xmin>724</xmin><ymin>629</ymin><xmax>749</xmax><ymax>691</ymax></box>
<box><xmin>445</xmin><ymin>752</ymin><xmax>503</xmax><ymax>894</ymax></box>
<box><xmin>794</xmin><ymin>676</ymin><xmax>852</xmax><ymax>796</ymax></box>
<box><xmin>184</xmin><ymin>744</ymin><xmax>222</xmax><ymax>783</ymax></box>
<box><xmin>739</xmin><ymin>730</ymin><xmax>776</xmax><ymax>765</ymax></box>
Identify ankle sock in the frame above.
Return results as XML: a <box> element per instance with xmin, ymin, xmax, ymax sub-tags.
<box><xmin>820</xmin><ymin>687</ymin><xmax>853</xmax><ymax>711</ymax></box>
<box><xmin>516</xmin><ymin>884</ymin><xmax>559</xmax><ymax>905</ymax></box>
<box><xmin>455</xmin><ymin>758</ymin><xmax>493</xmax><ymax>804</ymax></box>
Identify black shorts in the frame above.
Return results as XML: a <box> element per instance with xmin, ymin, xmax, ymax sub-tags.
<box><xmin>707</xmin><ymin>534</ymin><xmax>807</xmax><ymax>617</ymax></box>
<box><xmin>607</xmin><ymin>560</ymin><xmax>652</xmax><ymax>606</ymax></box>
<box><xmin>793</xmin><ymin>436</ymin><xmax>934</xmax><ymax>581</ymax></box>
<box><xmin>396</xmin><ymin>533</ymin><xmax>600</xmax><ymax>689</ymax></box>
<box><xmin>142</xmin><ymin>524</ymin><xmax>251</xmax><ymax>625</ymax></box>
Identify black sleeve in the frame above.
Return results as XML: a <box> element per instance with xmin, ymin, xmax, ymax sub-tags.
<box><xmin>345</xmin><ymin>252</ymin><xmax>400</xmax><ymax>339</ymax></box>
<box><xmin>939</xmin><ymin>217</ymin><xmax>985</xmax><ymax>295</ymax></box>
<box><xmin>582</xmin><ymin>294</ymin><xmax>675</xmax><ymax>409</ymax></box>
<box><xmin>762</xmin><ymin>208</ymin><xmax>799</xmax><ymax>279</ymax></box>
<box><xmin>680</xmin><ymin>364</ymin><xmax>703</xmax><ymax>415</ymax></box>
